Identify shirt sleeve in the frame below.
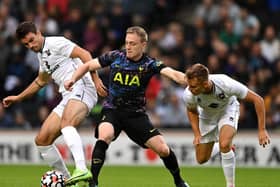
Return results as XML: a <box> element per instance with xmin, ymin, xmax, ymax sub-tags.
<box><xmin>183</xmin><ymin>88</ymin><xmax>197</xmax><ymax>110</ymax></box>
<box><xmin>225</xmin><ymin>76</ymin><xmax>248</xmax><ymax>99</ymax></box>
<box><xmin>50</xmin><ymin>37</ymin><xmax>76</xmax><ymax>58</ymax></box>
<box><xmin>151</xmin><ymin>60</ymin><xmax>166</xmax><ymax>74</ymax></box>
<box><xmin>98</xmin><ymin>50</ymin><xmax>120</xmax><ymax>67</ymax></box>
<box><xmin>37</xmin><ymin>54</ymin><xmax>45</xmax><ymax>73</ymax></box>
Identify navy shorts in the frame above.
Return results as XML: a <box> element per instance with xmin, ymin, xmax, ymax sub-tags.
<box><xmin>95</xmin><ymin>108</ymin><xmax>161</xmax><ymax>148</ymax></box>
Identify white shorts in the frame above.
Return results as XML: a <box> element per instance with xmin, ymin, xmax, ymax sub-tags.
<box><xmin>53</xmin><ymin>83</ymin><xmax>97</xmax><ymax>117</ymax></box>
<box><xmin>199</xmin><ymin>104</ymin><xmax>239</xmax><ymax>144</ymax></box>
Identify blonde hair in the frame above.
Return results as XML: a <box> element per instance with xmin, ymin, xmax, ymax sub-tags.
<box><xmin>126</xmin><ymin>26</ymin><xmax>148</xmax><ymax>42</ymax></box>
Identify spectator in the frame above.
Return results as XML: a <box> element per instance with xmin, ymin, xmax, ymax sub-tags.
<box><xmin>260</xmin><ymin>25</ymin><xmax>280</xmax><ymax>66</ymax></box>
<box><xmin>219</xmin><ymin>19</ymin><xmax>240</xmax><ymax>50</ymax></box>
<box><xmin>0</xmin><ymin>3</ymin><xmax>18</xmax><ymax>40</ymax></box>
<box><xmin>194</xmin><ymin>0</ymin><xmax>220</xmax><ymax>26</ymax></box>
<box><xmin>248</xmin><ymin>42</ymin><xmax>269</xmax><ymax>71</ymax></box>
<box><xmin>83</xmin><ymin>17</ymin><xmax>103</xmax><ymax>55</ymax></box>
<box><xmin>13</xmin><ymin>110</ymin><xmax>32</xmax><ymax>130</ymax></box>
<box><xmin>233</xmin><ymin>7</ymin><xmax>260</xmax><ymax>37</ymax></box>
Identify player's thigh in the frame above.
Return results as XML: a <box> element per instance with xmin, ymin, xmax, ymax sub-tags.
<box><xmin>61</xmin><ymin>99</ymin><xmax>88</xmax><ymax>127</ymax></box>
<box><xmin>60</xmin><ymin>84</ymin><xmax>97</xmax><ymax>127</ymax></box>
<box><xmin>35</xmin><ymin>112</ymin><xmax>61</xmax><ymax>145</ymax></box>
<box><xmin>95</xmin><ymin>109</ymin><xmax>121</xmax><ymax>144</ymax></box>
<box><xmin>124</xmin><ymin>112</ymin><xmax>160</xmax><ymax>148</ymax></box>
<box><xmin>195</xmin><ymin>142</ymin><xmax>215</xmax><ymax>164</ymax></box>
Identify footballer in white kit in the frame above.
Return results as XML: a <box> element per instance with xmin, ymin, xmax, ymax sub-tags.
<box><xmin>183</xmin><ymin>74</ymin><xmax>248</xmax><ymax>143</ymax></box>
<box><xmin>184</xmin><ymin>63</ymin><xmax>270</xmax><ymax>187</ymax></box>
<box><xmin>2</xmin><ymin>22</ymin><xmax>107</xmax><ymax>185</ymax></box>
<box><xmin>38</xmin><ymin>36</ymin><xmax>97</xmax><ymax>116</ymax></box>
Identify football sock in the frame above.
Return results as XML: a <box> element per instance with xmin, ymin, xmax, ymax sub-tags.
<box><xmin>61</xmin><ymin>126</ymin><xmax>87</xmax><ymax>171</ymax></box>
<box><xmin>37</xmin><ymin>145</ymin><xmax>70</xmax><ymax>179</ymax></box>
<box><xmin>211</xmin><ymin>142</ymin><xmax>220</xmax><ymax>158</ymax></box>
<box><xmin>91</xmin><ymin>140</ymin><xmax>108</xmax><ymax>184</ymax></box>
<box><xmin>160</xmin><ymin>148</ymin><xmax>183</xmax><ymax>185</ymax></box>
<box><xmin>221</xmin><ymin>150</ymin><xmax>235</xmax><ymax>187</ymax></box>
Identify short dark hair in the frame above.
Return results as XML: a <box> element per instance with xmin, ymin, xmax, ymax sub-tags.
<box><xmin>16</xmin><ymin>21</ymin><xmax>37</xmax><ymax>40</ymax></box>
<box><xmin>186</xmin><ymin>63</ymin><xmax>209</xmax><ymax>82</ymax></box>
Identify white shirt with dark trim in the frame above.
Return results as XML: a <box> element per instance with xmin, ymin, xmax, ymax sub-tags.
<box><xmin>183</xmin><ymin>74</ymin><xmax>248</xmax><ymax>119</ymax></box>
<box><xmin>37</xmin><ymin>36</ymin><xmax>94</xmax><ymax>93</ymax></box>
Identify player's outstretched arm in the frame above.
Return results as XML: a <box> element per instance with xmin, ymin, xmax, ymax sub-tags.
<box><xmin>160</xmin><ymin>67</ymin><xmax>187</xmax><ymax>86</ymax></box>
<box><xmin>243</xmin><ymin>90</ymin><xmax>271</xmax><ymax>147</ymax></box>
<box><xmin>64</xmin><ymin>58</ymin><xmax>102</xmax><ymax>90</ymax></box>
<box><xmin>2</xmin><ymin>72</ymin><xmax>49</xmax><ymax>107</ymax></box>
<box><xmin>70</xmin><ymin>46</ymin><xmax>108</xmax><ymax>96</ymax></box>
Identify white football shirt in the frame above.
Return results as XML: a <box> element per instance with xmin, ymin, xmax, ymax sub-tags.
<box><xmin>183</xmin><ymin>74</ymin><xmax>248</xmax><ymax>119</ymax></box>
<box><xmin>37</xmin><ymin>36</ymin><xmax>94</xmax><ymax>93</ymax></box>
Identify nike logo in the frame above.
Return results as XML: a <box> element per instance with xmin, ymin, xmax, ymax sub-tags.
<box><xmin>102</xmin><ymin>115</ymin><xmax>106</xmax><ymax>120</ymax></box>
<box><xmin>149</xmin><ymin>128</ymin><xmax>156</xmax><ymax>133</ymax></box>
<box><xmin>66</xmin><ymin>171</ymin><xmax>91</xmax><ymax>184</ymax></box>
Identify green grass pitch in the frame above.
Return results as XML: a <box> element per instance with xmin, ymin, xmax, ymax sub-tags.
<box><xmin>0</xmin><ymin>165</ymin><xmax>278</xmax><ymax>187</ymax></box>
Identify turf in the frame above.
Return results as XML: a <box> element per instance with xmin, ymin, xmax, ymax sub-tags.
<box><xmin>0</xmin><ymin>165</ymin><xmax>278</xmax><ymax>187</ymax></box>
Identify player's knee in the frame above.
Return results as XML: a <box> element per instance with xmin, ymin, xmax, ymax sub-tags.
<box><xmin>35</xmin><ymin>134</ymin><xmax>53</xmax><ymax>146</ymax></box>
<box><xmin>61</xmin><ymin>115</ymin><xmax>76</xmax><ymax>126</ymax></box>
<box><xmin>219</xmin><ymin>141</ymin><xmax>231</xmax><ymax>152</ymax></box>
<box><xmin>196</xmin><ymin>156</ymin><xmax>209</xmax><ymax>164</ymax></box>
<box><xmin>35</xmin><ymin>135</ymin><xmax>46</xmax><ymax>145</ymax></box>
<box><xmin>156</xmin><ymin>145</ymin><xmax>170</xmax><ymax>157</ymax></box>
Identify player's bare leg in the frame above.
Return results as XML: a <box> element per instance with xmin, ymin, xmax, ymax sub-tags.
<box><xmin>195</xmin><ymin>142</ymin><xmax>215</xmax><ymax>164</ymax></box>
<box><xmin>35</xmin><ymin>112</ymin><xmax>71</xmax><ymax>179</ymax></box>
<box><xmin>61</xmin><ymin>99</ymin><xmax>92</xmax><ymax>185</ymax></box>
<box><xmin>219</xmin><ymin>125</ymin><xmax>236</xmax><ymax>187</ymax></box>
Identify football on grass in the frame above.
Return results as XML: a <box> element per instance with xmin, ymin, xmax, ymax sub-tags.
<box><xmin>41</xmin><ymin>170</ymin><xmax>65</xmax><ymax>187</ymax></box>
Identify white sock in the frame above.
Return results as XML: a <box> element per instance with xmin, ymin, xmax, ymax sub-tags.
<box><xmin>37</xmin><ymin>145</ymin><xmax>70</xmax><ymax>179</ymax></box>
<box><xmin>221</xmin><ymin>150</ymin><xmax>235</xmax><ymax>187</ymax></box>
<box><xmin>61</xmin><ymin>126</ymin><xmax>87</xmax><ymax>171</ymax></box>
<box><xmin>211</xmin><ymin>142</ymin><xmax>220</xmax><ymax>158</ymax></box>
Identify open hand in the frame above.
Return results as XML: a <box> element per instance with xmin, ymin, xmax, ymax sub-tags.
<box><xmin>258</xmin><ymin>129</ymin><xmax>270</xmax><ymax>148</ymax></box>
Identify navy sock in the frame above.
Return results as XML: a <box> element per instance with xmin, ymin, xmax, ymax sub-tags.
<box><xmin>161</xmin><ymin>149</ymin><xmax>183</xmax><ymax>185</ymax></box>
<box><xmin>90</xmin><ymin>140</ymin><xmax>108</xmax><ymax>185</ymax></box>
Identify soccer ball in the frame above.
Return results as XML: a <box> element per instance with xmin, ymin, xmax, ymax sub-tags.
<box><xmin>41</xmin><ymin>170</ymin><xmax>66</xmax><ymax>187</ymax></box>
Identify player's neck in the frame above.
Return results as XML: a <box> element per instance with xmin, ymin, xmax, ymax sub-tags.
<box><xmin>203</xmin><ymin>80</ymin><xmax>213</xmax><ymax>94</ymax></box>
<box><xmin>39</xmin><ymin>36</ymin><xmax>45</xmax><ymax>53</ymax></box>
<box><xmin>129</xmin><ymin>53</ymin><xmax>143</xmax><ymax>62</ymax></box>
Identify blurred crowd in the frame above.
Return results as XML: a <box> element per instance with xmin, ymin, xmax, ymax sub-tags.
<box><xmin>0</xmin><ymin>0</ymin><xmax>280</xmax><ymax>130</ymax></box>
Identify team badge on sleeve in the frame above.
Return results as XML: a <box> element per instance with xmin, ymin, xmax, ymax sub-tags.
<box><xmin>156</xmin><ymin>60</ymin><xmax>163</xmax><ymax>66</ymax></box>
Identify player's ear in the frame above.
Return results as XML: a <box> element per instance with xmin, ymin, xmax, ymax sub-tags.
<box><xmin>142</xmin><ymin>41</ymin><xmax>147</xmax><ymax>49</ymax></box>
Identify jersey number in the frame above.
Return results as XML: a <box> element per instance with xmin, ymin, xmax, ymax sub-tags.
<box><xmin>44</xmin><ymin>61</ymin><xmax>50</xmax><ymax>70</ymax></box>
